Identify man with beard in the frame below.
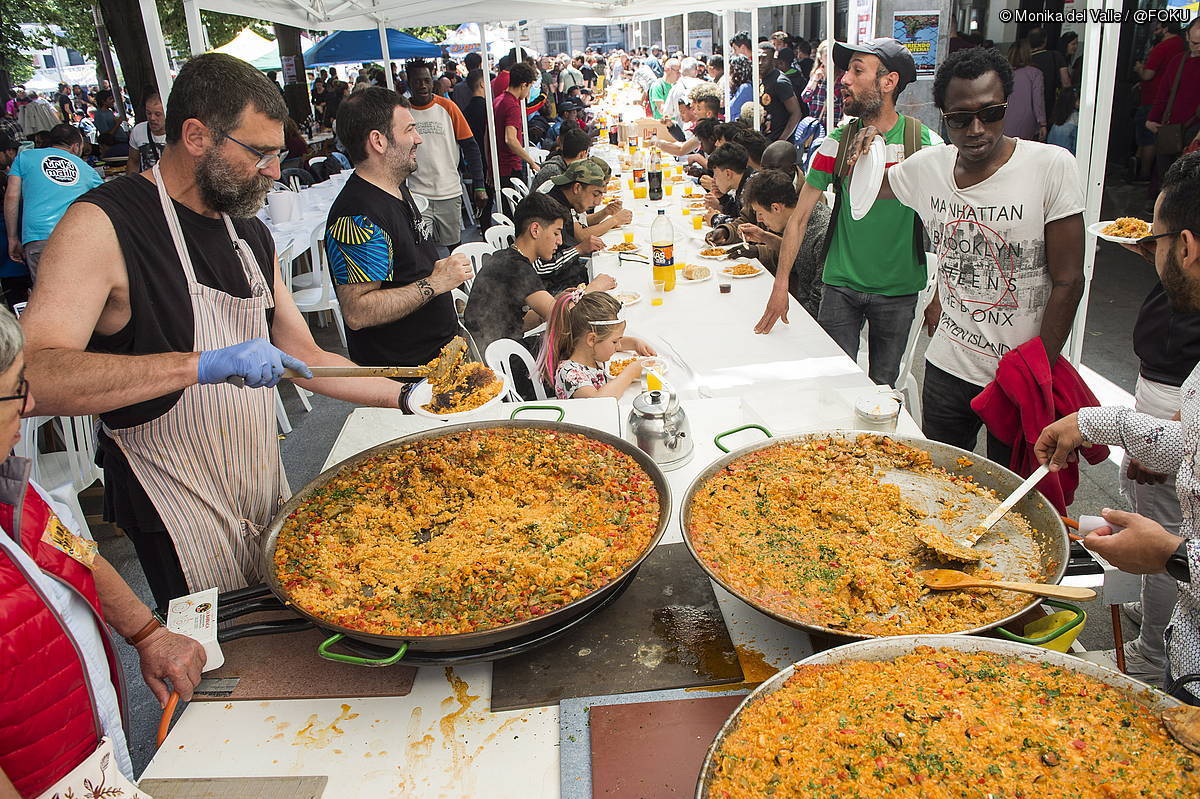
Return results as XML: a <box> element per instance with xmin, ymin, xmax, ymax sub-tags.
<box><xmin>324</xmin><ymin>87</ymin><xmax>472</xmax><ymax>370</ymax></box>
<box><xmin>847</xmin><ymin>46</ymin><xmax>1085</xmax><ymax>465</ymax></box>
<box><xmin>756</xmin><ymin>38</ymin><xmax>939</xmax><ymax>392</ymax></box>
<box><xmin>1034</xmin><ymin>151</ymin><xmax>1200</xmax><ymax>705</ymax></box>
<box><xmin>19</xmin><ymin>54</ymin><xmax>419</xmax><ymax>609</ymax></box>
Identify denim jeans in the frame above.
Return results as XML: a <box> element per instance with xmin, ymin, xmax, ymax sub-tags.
<box><xmin>817</xmin><ymin>285</ymin><xmax>917</xmax><ymax>387</ymax></box>
<box><xmin>921</xmin><ymin>361</ymin><xmax>1014</xmax><ymax>465</ymax></box>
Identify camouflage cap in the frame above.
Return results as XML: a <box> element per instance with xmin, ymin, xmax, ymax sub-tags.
<box><xmin>551</xmin><ymin>156</ymin><xmax>610</xmax><ymax>186</ymax></box>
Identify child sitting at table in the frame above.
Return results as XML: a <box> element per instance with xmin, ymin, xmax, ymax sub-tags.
<box><xmin>537</xmin><ymin>289</ymin><xmax>656</xmax><ymax>399</ymax></box>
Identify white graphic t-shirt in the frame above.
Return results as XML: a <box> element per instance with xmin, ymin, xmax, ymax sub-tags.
<box><xmin>888</xmin><ymin>139</ymin><xmax>1085</xmax><ymax>386</ymax></box>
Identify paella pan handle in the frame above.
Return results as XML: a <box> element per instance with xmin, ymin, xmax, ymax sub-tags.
<box><xmin>713</xmin><ymin>424</ymin><xmax>773</xmax><ymax>453</ymax></box>
<box><xmin>510</xmin><ymin>405</ymin><xmax>566</xmax><ymax>421</ymax></box>
<box><xmin>316</xmin><ymin>633</ymin><xmax>409</xmax><ymax>667</ymax></box>
<box><xmin>995</xmin><ymin>599</ymin><xmax>1086</xmax><ymax>646</ymax></box>
<box><xmin>1167</xmin><ymin>673</ymin><xmax>1200</xmax><ymax>695</ymax></box>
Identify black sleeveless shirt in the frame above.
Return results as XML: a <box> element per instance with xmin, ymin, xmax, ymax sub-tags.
<box><xmin>82</xmin><ymin>174</ymin><xmax>276</xmax><ymax>429</ymax></box>
<box><xmin>80</xmin><ymin>174</ymin><xmax>276</xmax><ymax>531</ymax></box>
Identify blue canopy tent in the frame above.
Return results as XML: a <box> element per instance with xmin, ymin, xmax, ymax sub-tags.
<box><xmin>303</xmin><ymin>29</ymin><xmax>441</xmax><ymax>67</ymax></box>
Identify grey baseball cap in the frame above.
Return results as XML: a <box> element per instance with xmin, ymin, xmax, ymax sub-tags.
<box><xmin>833</xmin><ymin>37</ymin><xmax>918</xmax><ymax>94</ymax></box>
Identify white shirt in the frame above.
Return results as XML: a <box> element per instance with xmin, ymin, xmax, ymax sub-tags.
<box><xmin>129</xmin><ymin>121</ymin><xmax>166</xmax><ymax>169</ymax></box>
<box><xmin>888</xmin><ymin>139</ymin><xmax>1085</xmax><ymax>386</ymax></box>
<box><xmin>407</xmin><ymin>96</ymin><xmax>473</xmax><ymax>200</ymax></box>
<box><xmin>665</xmin><ymin>76</ymin><xmax>704</xmax><ymax>123</ymax></box>
<box><xmin>0</xmin><ymin>484</ymin><xmax>133</xmax><ymax>780</ymax></box>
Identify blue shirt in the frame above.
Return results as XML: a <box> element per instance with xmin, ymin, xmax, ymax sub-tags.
<box><xmin>730</xmin><ymin>83</ymin><xmax>754</xmax><ymax>120</ymax></box>
<box><xmin>9</xmin><ymin>147</ymin><xmax>102</xmax><ymax>243</ymax></box>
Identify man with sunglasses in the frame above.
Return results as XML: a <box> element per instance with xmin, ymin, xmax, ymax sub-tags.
<box><xmin>20</xmin><ymin>54</ymin><xmax>420</xmax><ymax>611</ymax></box>
<box><xmin>755</xmin><ymin>38</ymin><xmax>941</xmax><ymax>393</ymax></box>
<box><xmin>845</xmin><ymin>46</ymin><xmax>1085</xmax><ymax>465</ymax></box>
<box><xmin>1036</xmin><ymin>151</ymin><xmax>1200</xmax><ymax>705</ymax></box>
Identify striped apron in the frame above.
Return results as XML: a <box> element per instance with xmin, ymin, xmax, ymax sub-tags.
<box><xmin>102</xmin><ymin>163</ymin><xmax>287</xmax><ymax>594</ymax></box>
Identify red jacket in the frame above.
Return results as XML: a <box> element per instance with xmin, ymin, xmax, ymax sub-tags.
<box><xmin>970</xmin><ymin>338</ymin><xmax>1110</xmax><ymax>514</ymax></box>
<box><xmin>0</xmin><ymin>457</ymin><xmax>125</xmax><ymax>797</ymax></box>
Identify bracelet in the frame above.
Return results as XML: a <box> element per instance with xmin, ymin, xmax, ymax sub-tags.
<box><xmin>124</xmin><ymin>613</ymin><xmax>165</xmax><ymax>647</ymax></box>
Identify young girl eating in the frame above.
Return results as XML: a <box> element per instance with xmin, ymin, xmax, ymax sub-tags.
<box><xmin>538</xmin><ymin>289</ymin><xmax>657</xmax><ymax>399</ymax></box>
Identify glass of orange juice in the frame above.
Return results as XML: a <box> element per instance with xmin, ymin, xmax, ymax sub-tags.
<box><xmin>664</xmin><ymin>183</ymin><xmax>673</xmax><ymax>196</ymax></box>
<box><xmin>626</xmin><ymin>178</ymin><xmax>634</xmax><ymax>191</ymax></box>
<box><xmin>692</xmin><ymin>214</ymin><xmax>704</xmax><ymax>231</ymax></box>
<box><xmin>633</xmin><ymin>184</ymin><xmax>648</xmax><ymax>199</ymax></box>
<box><xmin>623</xmin><ymin>232</ymin><xmax>634</xmax><ymax>244</ymax></box>
<box><xmin>681</xmin><ymin>207</ymin><xmax>691</xmax><ymax>216</ymax></box>
<box><xmin>651</xmin><ymin>280</ymin><xmax>666</xmax><ymax>305</ymax></box>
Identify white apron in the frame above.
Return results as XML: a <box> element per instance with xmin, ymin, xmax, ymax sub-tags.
<box><xmin>35</xmin><ymin>738</ymin><xmax>149</xmax><ymax>799</ymax></box>
<box><xmin>103</xmin><ymin>164</ymin><xmax>287</xmax><ymax>594</ymax></box>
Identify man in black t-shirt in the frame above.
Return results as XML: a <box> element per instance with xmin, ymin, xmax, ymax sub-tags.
<box><xmin>757</xmin><ymin>41</ymin><xmax>806</xmax><ymax>142</ymax></box>
<box><xmin>325</xmin><ymin>88</ymin><xmax>473</xmax><ymax>368</ymax></box>
<box><xmin>1028</xmin><ymin>28</ymin><xmax>1070</xmax><ymax>127</ymax></box>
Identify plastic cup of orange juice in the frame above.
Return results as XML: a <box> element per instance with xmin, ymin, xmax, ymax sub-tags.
<box><xmin>664</xmin><ymin>183</ymin><xmax>673</xmax><ymax>196</ymax></box>
<box><xmin>623</xmin><ymin>232</ymin><xmax>634</xmax><ymax>244</ymax></box>
<box><xmin>681</xmin><ymin>207</ymin><xmax>691</xmax><ymax>216</ymax></box>
<box><xmin>633</xmin><ymin>184</ymin><xmax>648</xmax><ymax>199</ymax></box>
<box><xmin>651</xmin><ymin>280</ymin><xmax>666</xmax><ymax>305</ymax></box>
<box><xmin>626</xmin><ymin>178</ymin><xmax>634</xmax><ymax>191</ymax></box>
<box><xmin>692</xmin><ymin>214</ymin><xmax>703</xmax><ymax>230</ymax></box>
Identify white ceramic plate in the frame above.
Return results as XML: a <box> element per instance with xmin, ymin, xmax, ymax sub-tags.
<box><xmin>721</xmin><ymin>264</ymin><xmax>765</xmax><ymax>279</ymax></box>
<box><xmin>1088</xmin><ymin>220</ymin><xmax>1148</xmax><ymax>244</ymax></box>
<box><xmin>614</xmin><ymin>290</ymin><xmax>642</xmax><ymax>306</ymax></box>
<box><xmin>408</xmin><ymin>372</ymin><xmax>509</xmax><ymax>421</ymax></box>
<box><xmin>848</xmin><ymin>136</ymin><xmax>886</xmax><ymax>220</ymax></box>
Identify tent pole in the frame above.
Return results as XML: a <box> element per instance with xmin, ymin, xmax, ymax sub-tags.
<box><xmin>750</xmin><ymin>5</ymin><xmax>760</xmax><ymax>130</ymax></box>
<box><xmin>480</xmin><ymin>22</ymin><xmax>503</xmax><ymax>201</ymax></box>
<box><xmin>138</xmin><ymin>0</ymin><xmax>174</xmax><ymax>101</ymax></box>
<box><xmin>723</xmin><ymin>10</ymin><xmax>733</xmax><ymax>117</ymax></box>
<box><xmin>1067</xmin><ymin>0</ymin><xmax>1119</xmax><ymax>365</ymax></box>
<box><xmin>377</xmin><ymin>22</ymin><xmax>395</xmax><ymax>90</ymax></box>
<box><xmin>183</xmin><ymin>0</ymin><xmax>205</xmax><ymax>56</ymax></box>
<box><xmin>824</xmin><ymin>0</ymin><xmax>834</xmax><ymax>132</ymax></box>
<box><xmin>682</xmin><ymin>13</ymin><xmax>688</xmax><ymax>58</ymax></box>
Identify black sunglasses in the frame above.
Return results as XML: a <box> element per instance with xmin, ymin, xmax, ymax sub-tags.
<box><xmin>0</xmin><ymin>377</ymin><xmax>29</xmax><ymax>414</ymax></box>
<box><xmin>942</xmin><ymin>103</ymin><xmax>1008</xmax><ymax>129</ymax></box>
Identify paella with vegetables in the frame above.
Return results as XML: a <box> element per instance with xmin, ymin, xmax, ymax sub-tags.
<box><xmin>687</xmin><ymin>434</ymin><xmax>1046</xmax><ymax>636</ymax></box>
<box><xmin>705</xmin><ymin>646</ymin><xmax>1199</xmax><ymax>798</ymax></box>
<box><xmin>274</xmin><ymin>428</ymin><xmax>660</xmax><ymax>636</ymax></box>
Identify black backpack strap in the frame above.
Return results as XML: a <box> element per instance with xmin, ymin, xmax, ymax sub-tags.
<box><xmin>901</xmin><ymin>116</ymin><xmax>927</xmax><ymax>268</ymax></box>
<box><xmin>819</xmin><ymin>119</ymin><xmax>862</xmax><ymax>262</ymax></box>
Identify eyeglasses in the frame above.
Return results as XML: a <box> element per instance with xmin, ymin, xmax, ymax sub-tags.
<box><xmin>1136</xmin><ymin>230</ymin><xmax>1187</xmax><ymax>245</ymax></box>
<box><xmin>0</xmin><ymin>377</ymin><xmax>30</xmax><ymax>415</ymax></box>
<box><xmin>223</xmin><ymin>133</ymin><xmax>284</xmax><ymax>169</ymax></box>
<box><xmin>942</xmin><ymin>103</ymin><xmax>1009</xmax><ymax>129</ymax></box>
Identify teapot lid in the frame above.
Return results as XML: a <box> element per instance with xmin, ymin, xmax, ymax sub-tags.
<box><xmin>632</xmin><ymin>389</ymin><xmax>674</xmax><ymax>418</ymax></box>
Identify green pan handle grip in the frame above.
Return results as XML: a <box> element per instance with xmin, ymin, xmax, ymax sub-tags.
<box><xmin>995</xmin><ymin>599</ymin><xmax>1086</xmax><ymax>645</ymax></box>
<box><xmin>317</xmin><ymin>633</ymin><xmax>409</xmax><ymax>667</ymax></box>
<box><xmin>713</xmin><ymin>424</ymin><xmax>773</xmax><ymax>453</ymax></box>
<box><xmin>510</xmin><ymin>404</ymin><xmax>566</xmax><ymax>421</ymax></box>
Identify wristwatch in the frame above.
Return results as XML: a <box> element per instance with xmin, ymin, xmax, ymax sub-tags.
<box><xmin>124</xmin><ymin>610</ymin><xmax>166</xmax><ymax>646</ymax></box>
<box><xmin>1166</xmin><ymin>540</ymin><xmax>1192</xmax><ymax>583</ymax></box>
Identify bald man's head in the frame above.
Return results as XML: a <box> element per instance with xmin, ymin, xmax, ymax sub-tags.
<box><xmin>761</xmin><ymin>140</ymin><xmax>798</xmax><ymax>171</ymax></box>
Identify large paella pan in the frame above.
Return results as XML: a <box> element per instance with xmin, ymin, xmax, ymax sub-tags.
<box><xmin>259</xmin><ymin>414</ymin><xmax>672</xmax><ymax>659</ymax></box>
<box><xmin>681</xmin><ymin>428</ymin><xmax>1071</xmax><ymax>640</ymax></box>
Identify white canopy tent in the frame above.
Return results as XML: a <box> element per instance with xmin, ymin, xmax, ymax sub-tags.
<box><xmin>141</xmin><ymin>0</ymin><xmax>1118</xmax><ymax>369</ymax></box>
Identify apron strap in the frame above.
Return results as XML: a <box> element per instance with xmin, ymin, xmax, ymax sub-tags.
<box><xmin>221</xmin><ymin>214</ymin><xmax>274</xmax><ymax>307</ymax></box>
<box><xmin>151</xmin><ymin>163</ymin><xmax>201</xmax><ymax>291</ymax></box>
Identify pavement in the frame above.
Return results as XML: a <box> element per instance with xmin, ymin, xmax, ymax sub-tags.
<box><xmin>89</xmin><ymin>173</ymin><xmax>1163</xmax><ymax>775</ymax></box>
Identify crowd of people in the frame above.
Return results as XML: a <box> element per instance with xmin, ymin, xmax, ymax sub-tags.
<box><xmin>3</xmin><ymin>18</ymin><xmax>1200</xmax><ymax>796</ymax></box>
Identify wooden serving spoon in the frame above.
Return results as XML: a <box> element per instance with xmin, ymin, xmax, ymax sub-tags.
<box><xmin>920</xmin><ymin>568</ymin><xmax>1097</xmax><ymax>601</ymax></box>
<box><xmin>917</xmin><ymin>464</ymin><xmax>1052</xmax><ymax>563</ymax></box>
<box><xmin>1163</xmin><ymin>705</ymin><xmax>1200</xmax><ymax>755</ymax></box>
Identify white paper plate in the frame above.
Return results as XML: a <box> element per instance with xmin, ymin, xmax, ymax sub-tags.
<box><xmin>696</xmin><ymin>249</ymin><xmax>732</xmax><ymax>261</ymax></box>
<box><xmin>720</xmin><ymin>264</ymin><xmax>765</xmax><ymax>279</ymax></box>
<box><xmin>678</xmin><ymin>268</ymin><xmax>713</xmax><ymax>284</ymax></box>
<box><xmin>849</xmin><ymin>136</ymin><xmax>887</xmax><ymax>221</ymax></box>
<box><xmin>1088</xmin><ymin>220</ymin><xmax>1148</xmax><ymax>244</ymax></box>
<box><xmin>614</xmin><ymin>290</ymin><xmax>642</xmax><ymax>306</ymax></box>
<box><xmin>608</xmin><ymin>356</ymin><xmax>668</xmax><ymax>376</ymax></box>
<box><xmin>408</xmin><ymin>373</ymin><xmax>509</xmax><ymax>421</ymax></box>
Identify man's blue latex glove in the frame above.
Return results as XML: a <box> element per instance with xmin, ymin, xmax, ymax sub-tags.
<box><xmin>197</xmin><ymin>338</ymin><xmax>313</xmax><ymax>388</ymax></box>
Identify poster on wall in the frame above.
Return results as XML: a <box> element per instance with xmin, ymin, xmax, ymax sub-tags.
<box><xmin>691</xmin><ymin>29</ymin><xmax>713</xmax><ymax>57</ymax></box>
<box><xmin>281</xmin><ymin>55</ymin><xmax>299</xmax><ymax>84</ymax></box>
<box><xmin>892</xmin><ymin>11</ymin><xmax>940</xmax><ymax>80</ymax></box>
<box><xmin>850</xmin><ymin>0</ymin><xmax>877</xmax><ymax>46</ymax></box>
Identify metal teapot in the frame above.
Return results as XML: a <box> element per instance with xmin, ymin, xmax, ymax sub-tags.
<box><xmin>625</xmin><ymin>387</ymin><xmax>693</xmax><ymax>471</ymax></box>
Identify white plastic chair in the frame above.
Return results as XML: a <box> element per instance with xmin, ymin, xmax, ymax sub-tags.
<box><xmin>526</xmin><ymin>148</ymin><xmax>549</xmax><ymax>166</ymax></box>
<box><xmin>491</xmin><ymin>212</ymin><xmax>514</xmax><ymax>228</ymax></box>
<box><xmin>450</xmin><ymin>242</ymin><xmax>495</xmax><ymax>293</ymax></box>
<box><xmin>896</xmin><ymin>255</ymin><xmax>939</xmax><ymax>423</ymax></box>
<box><xmin>484</xmin><ymin>225</ymin><xmax>516</xmax><ymax>251</ymax></box>
<box><xmin>509</xmin><ymin>175</ymin><xmax>531</xmax><ymax>196</ymax></box>
<box><xmin>17</xmin><ymin>416</ymin><xmax>102</xmax><ymax>528</ymax></box>
<box><xmin>485</xmin><ymin>338</ymin><xmax>548</xmax><ymax>401</ymax></box>
<box><xmin>275</xmin><ymin>241</ymin><xmax>296</xmax><ymax>291</ymax></box>
<box><xmin>451</xmin><ymin>287</ymin><xmax>469</xmax><ymax>322</ymax></box>
<box><xmin>292</xmin><ymin>225</ymin><xmax>348</xmax><ymax>349</ymax></box>
<box><xmin>501</xmin><ymin>186</ymin><xmax>525</xmax><ymax>216</ymax></box>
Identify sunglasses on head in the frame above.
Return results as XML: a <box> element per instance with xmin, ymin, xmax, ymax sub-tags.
<box><xmin>942</xmin><ymin>103</ymin><xmax>1008</xmax><ymax>129</ymax></box>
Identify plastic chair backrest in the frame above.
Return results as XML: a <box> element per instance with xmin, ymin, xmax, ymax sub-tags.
<box><xmin>60</xmin><ymin>415</ymin><xmax>100</xmax><ymax>492</ymax></box>
<box><xmin>450</xmin><ymin>242</ymin><xmax>494</xmax><ymax>293</ymax></box>
<box><xmin>485</xmin><ymin>338</ymin><xmax>548</xmax><ymax>401</ymax></box>
<box><xmin>500</xmin><ymin>187</ymin><xmax>524</xmax><ymax>216</ymax></box>
<box><xmin>298</xmin><ymin>225</ymin><xmax>336</xmax><ymax>309</ymax></box>
<box><xmin>276</xmin><ymin>242</ymin><xmax>295</xmax><ymax>291</ymax></box>
<box><xmin>492</xmin><ymin>212</ymin><xmax>514</xmax><ymax>228</ymax></box>
<box><xmin>484</xmin><ymin>225</ymin><xmax>516</xmax><ymax>252</ymax></box>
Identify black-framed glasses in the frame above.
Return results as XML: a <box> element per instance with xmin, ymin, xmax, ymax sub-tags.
<box><xmin>1137</xmin><ymin>230</ymin><xmax>1186</xmax><ymax>245</ymax></box>
<box><xmin>0</xmin><ymin>377</ymin><xmax>30</xmax><ymax>414</ymax></box>
<box><xmin>223</xmin><ymin>133</ymin><xmax>284</xmax><ymax>169</ymax></box>
<box><xmin>942</xmin><ymin>103</ymin><xmax>1008</xmax><ymax>129</ymax></box>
